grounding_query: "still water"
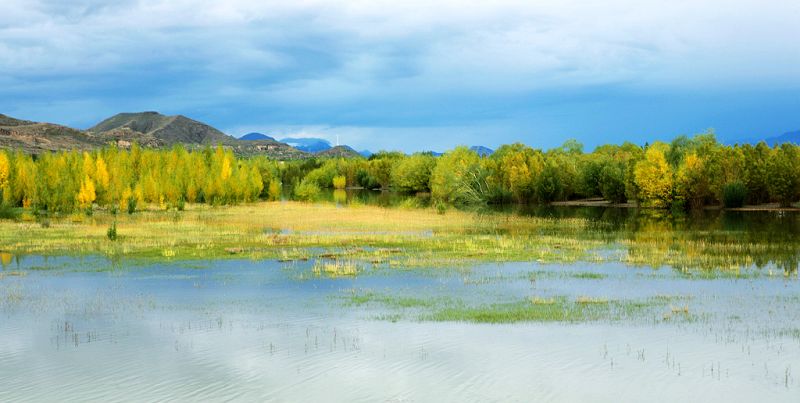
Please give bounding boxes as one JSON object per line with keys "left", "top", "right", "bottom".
{"left": 1, "top": 256, "right": 798, "bottom": 402}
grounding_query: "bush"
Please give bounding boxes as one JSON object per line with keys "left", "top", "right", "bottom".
{"left": 294, "top": 180, "right": 321, "bottom": 201}
{"left": 0, "top": 203, "right": 19, "bottom": 220}
{"left": 535, "top": 165, "right": 564, "bottom": 202}
{"left": 127, "top": 196, "right": 137, "bottom": 214}
{"left": 267, "top": 180, "right": 282, "bottom": 201}
{"left": 332, "top": 175, "right": 347, "bottom": 190}
{"left": 599, "top": 163, "right": 627, "bottom": 203}
{"left": 435, "top": 201, "right": 447, "bottom": 215}
{"left": 722, "top": 182, "right": 747, "bottom": 208}
{"left": 107, "top": 222, "right": 117, "bottom": 241}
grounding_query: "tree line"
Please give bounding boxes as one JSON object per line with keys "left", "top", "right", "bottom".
{"left": 0, "top": 131, "right": 798, "bottom": 214}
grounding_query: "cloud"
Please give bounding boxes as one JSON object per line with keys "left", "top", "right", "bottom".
{"left": 1, "top": 0, "right": 798, "bottom": 150}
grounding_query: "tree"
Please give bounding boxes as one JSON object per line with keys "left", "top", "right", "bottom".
{"left": 767, "top": 144, "right": 800, "bottom": 207}
{"left": 675, "top": 153, "right": 711, "bottom": 209}
{"left": 0, "top": 151, "right": 9, "bottom": 191}
{"left": 267, "top": 180, "right": 282, "bottom": 201}
{"left": 598, "top": 161, "right": 627, "bottom": 203}
{"left": 633, "top": 143, "right": 673, "bottom": 207}
{"left": 332, "top": 175, "right": 347, "bottom": 190}
{"left": 368, "top": 158, "right": 394, "bottom": 189}
{"left": 431, "top": 147, "right": 487, "bottom": 204}
{"left": 391, "top": 154, "right": 436, "bottom": 193}
{"left": 741, "top": 143, "right": 772, "bottom": 205}
{"left": 535, "top": 164, "right": 564, "bottom": 202}
{"left": 77, "top": 175, "right": 96, "bottom": 210}
{"left": 489, "top": 143, "right": 544, "bottom": 203}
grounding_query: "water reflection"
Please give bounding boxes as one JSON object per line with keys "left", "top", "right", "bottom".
{"left": 0, "top": 259, "right": 798, "bottom": 401}
{"left": 315, "top": 190, "right": 800, "bottom": 273}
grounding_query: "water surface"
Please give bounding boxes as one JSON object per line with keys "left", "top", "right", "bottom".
{"left": 1, "top": 256, "right": 798, "bottom": 402}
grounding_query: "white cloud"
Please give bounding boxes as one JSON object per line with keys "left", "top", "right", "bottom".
{"left": 1, "top": 0, "right": 798, "bottom": 148}
{"left": 3, "top": 0, "right": 798, "bottom": 87}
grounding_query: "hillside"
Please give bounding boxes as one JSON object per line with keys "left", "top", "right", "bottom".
{"left": 0, "top": 114, "right": 103, "bottom": 154}
{"left": 765, "top": 130, "right": 800, "bottom": 146}
{"left": 239, "top": 132, "right": 275, "bottom": 141}
{"left": 315, "top": 145, "right": 363, "bottom": 158}
{"left": 470, "top": 145, "right": 494, "bottom": 156}
{"left": 89, "top": 112, "right": 234, "bottom": 145}
{"left": 0, "top": 114, "right": 35, "bottom": 127}
{"left": 1, "top": 112, "right": 364, "bottom": 160}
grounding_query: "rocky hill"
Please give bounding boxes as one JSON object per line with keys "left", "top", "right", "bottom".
{"left": 0, "top": 114, "right": 104, "bottom": 154}
{"left": 89, "top": 112, "right": 233, "bottom": 145}
{"left": 0, "top": 112, "right": 368, "bottom": 160}
{"left": 239, "top": 132, "right": 275, "bottom": 141}
{"left": 315, "top": 145, "right": 363, "bottom": 159}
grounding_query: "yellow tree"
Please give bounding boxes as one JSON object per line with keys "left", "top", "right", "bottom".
{"left": 13, "top": 152, "right": 37, "bottom": 208}
{"left": 675, "top": 153, "right": 710, "bottom": 209}
{"left": 0, "top": 151, "right": 9, "bottom": 202}
{"left": 76, "top": 175, "right": 96, "bottom": 210}
{"left": 634, "top": 143, "right": 673, "bottom": 207}
{"left": 94, "top": 154, "right": 111, "bottom": 205}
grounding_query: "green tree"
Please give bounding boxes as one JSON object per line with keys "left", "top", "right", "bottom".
{"left": 391, "top": 154, "right": 436, "bottom": 193}
{"left": 767, "top": 144, "right": 800, "bottom": 207}
{"left": 431, "top": 147, "right": 487, "bottom": 204}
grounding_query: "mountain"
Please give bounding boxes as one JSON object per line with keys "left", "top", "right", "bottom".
{"left": 470, "top": 145, "right": 494, "bottom": 156}
{"left": 1, "top": 111, "right": 363, "bottom": 160}
{"left": 89, "top": 111, "right": 233, "bottom": 146}
{"left": 280, "top": 137, "right": 332, "bottom": 153}
{"left": 315, "top": 145, "right": 363, "bottom": 158}
{"left": 0, "top": 113, "right": 103, "bottom": 154}
{"left": 358, "top": 149, "right": 373, "bottom": 158}
{"left": 0, "top": 114, "right": 35, "bottom": 127}
{"left": 239, "top": 132, "right": 275, "bottom": 141}
{"left": 764, "top": 130, "right": 800, "bottom": 146}
{"left": 88, "top": 111, "right": 311, "bottom": 158}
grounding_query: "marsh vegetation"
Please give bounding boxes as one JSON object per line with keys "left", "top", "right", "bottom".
{"left": 1, "top": 141, "right": 799, "bottom": 400}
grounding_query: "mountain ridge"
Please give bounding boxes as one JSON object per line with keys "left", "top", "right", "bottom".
{"left": 89, "top": 111, "right": 234, "bottom": 145}
{"left": 0, "top": 112, "right": 370, "bottom": 160}
{"left": 239, "top": 132, "right": 275, "bottom": 141}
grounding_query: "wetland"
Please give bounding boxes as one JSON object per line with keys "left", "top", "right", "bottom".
{"left": 1, "top": 199, "right": 799, "bottom": 401}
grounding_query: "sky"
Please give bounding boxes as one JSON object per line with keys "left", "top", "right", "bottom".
{"left": 1, "top": 0, "right": 798, "bottom": 152}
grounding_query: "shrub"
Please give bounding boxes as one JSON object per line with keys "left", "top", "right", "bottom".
{"left": 0, "top": 203, "right": 19, "bottom": 220}
{"left": 294, "top": 180, "right": 321, "bottom": 201}
{"left": 267, "top": 180, "right": 282, "bottom": 201}
{"left": 722, "top": 182, "right": 747, "bottom": 208}
{"left": 127, "top": 196, "right": 137, "bottom": 214}
{"left": 107, "top": 222, "right": 117, "bottom": 241}
{"left": 599, "top": 163, "right": 627, "bottom": 203}
{"left": 535, "top": 165, "right": 564, "bottom": 202}
{"left": 332, "top": 175, "right": 347, "bottom": 190}
{"left": 435, "top": 201, "right": 447, "bottom": 215}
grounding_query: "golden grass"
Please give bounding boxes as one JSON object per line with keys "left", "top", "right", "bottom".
{"left": 0, "top": 200, "right": 797, "bottom": 274}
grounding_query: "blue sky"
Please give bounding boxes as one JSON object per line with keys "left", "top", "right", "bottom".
{"left": 1, "top": 0, "right": 798, "bottom": 152}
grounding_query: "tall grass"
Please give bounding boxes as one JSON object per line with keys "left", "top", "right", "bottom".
{"left": 0, "top": 200, "right": 797, "bottom": 274}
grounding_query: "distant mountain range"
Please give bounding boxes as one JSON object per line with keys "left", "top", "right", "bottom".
{"left": 280, "top": 137, "right": 332, "bottom": 153}
{"left": 470, "top": 146, "right": 494, "bottom": 156}
{"left": 239, "top": 132, "right": 275, "bottom": 141}
{"left": 764, "top": 130, "right": 800, "bottom": 146}
{"left": 726, "top": 130, "right": 800, "bottom": 146}
{"left": 0, "top": 111, "right": 361, "bottom": 159}
{"left": 420, "top": 146, "right": 494, "bottom": 157}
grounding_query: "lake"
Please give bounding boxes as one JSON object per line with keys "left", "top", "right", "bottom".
{"left": 1, "top": 251, "right": 798, "bottom": 402}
